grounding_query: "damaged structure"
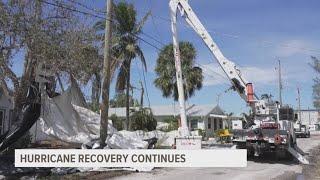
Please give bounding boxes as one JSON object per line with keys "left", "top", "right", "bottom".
{"left": 0, "top": 88, "right": 13, "bottom": 135}
{"left": 0, "top": 74, "right": 181, "bottom": 152}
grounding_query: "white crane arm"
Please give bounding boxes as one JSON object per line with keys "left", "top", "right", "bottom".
{"left": 170, "top": 0, "right": 250, "bottom": 102}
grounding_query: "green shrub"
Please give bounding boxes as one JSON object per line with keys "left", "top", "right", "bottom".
{"left": 110, "top": 114, "right": 124, "bottom": 131}
{"left": 131, "top": 108, "right": 157, "bottom": 131}
{"left": 163, "top": 116, "right": 179, "bottom": 132}
{"left": 197, "top": 129, "right": 206, "bottom": 137}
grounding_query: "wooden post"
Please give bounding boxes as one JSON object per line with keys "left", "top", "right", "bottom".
{"left": 100, "top": 0, "right": 113, "bottom": 147}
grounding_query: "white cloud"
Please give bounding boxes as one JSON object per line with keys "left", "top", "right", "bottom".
{"left": 242, "top": 66, "right": 277, "bottom": 84}
{"left": 201, "top": 63, "right": 278, "bottom": 87}
{"left": 274, "top": 39, "right": 313, "bottom": 57}
{"left": 202, "top": 64, "right": 227, "bottom": 86}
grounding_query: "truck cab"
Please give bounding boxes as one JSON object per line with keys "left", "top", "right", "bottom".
{"left": 294, "top": 123, "right": 310, "bottom": 138}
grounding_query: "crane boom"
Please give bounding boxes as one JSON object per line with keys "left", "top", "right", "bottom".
{"left": 168, "top": 1, "right": 309, "bottom": 163}
{"left": 170, "top": 0, "right": 268, "bottom": 115}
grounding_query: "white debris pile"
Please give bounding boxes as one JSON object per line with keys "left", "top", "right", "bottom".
{"left": 33, "top": 84, "right": 186, "bottom": 149}
{"left": 107, "top": 133, "right": 148, "bottom": 149}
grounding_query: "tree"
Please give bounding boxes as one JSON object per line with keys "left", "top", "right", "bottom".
{"left": 311, "top": 56, "right": 320, "bottom": 108}
{"left": 154, "top": 41, "right": 203, "bottom": 101}
{"left": 112, "top": 2, "right": 150, "bottom": 130}
{"left": 110, "top": 92, "right": 139, "bottom": 108}
{"left": 163, "top": 116, "right": 179, "bottom": 132}
{"left": 131, "top": 108, "right": 157, "bottom": 131}
{"left": 0, "top": 1, "right": 98, "bottom": 115}
{"left": 109, "top": 114, "right": 124, "bottom": 131}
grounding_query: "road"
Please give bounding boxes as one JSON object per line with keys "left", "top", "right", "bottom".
{"left": 112, "top": 133, "right": 320, "bottom": 180}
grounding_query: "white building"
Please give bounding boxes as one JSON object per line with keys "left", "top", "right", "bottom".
{"left": 109, "top": 104, "right": 232, "bottom": 137}
{"left": 295, "top": 109, "right": 320, "bottom": 130}
{"left": 0, "top": 88, "right": 13, "bottom": 135}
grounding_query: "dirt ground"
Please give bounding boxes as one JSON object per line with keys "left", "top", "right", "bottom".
{"left": 1, "top": 133, "right": 319, "bottom": 180}
{"left": 111, "top": 133, "right": 320, "bottom": 180}
{"left": 302, "top": 145, "right": 320, "bottom": 180}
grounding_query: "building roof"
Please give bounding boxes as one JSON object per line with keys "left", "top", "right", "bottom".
{"left": 211, "top": 105, "right": 225, "bottom": 115}
{"left": 109, "top": 104, "right": 224, "bottom": 117}
{"left": 295, "top": 109, "right": 319, "bottom": 112}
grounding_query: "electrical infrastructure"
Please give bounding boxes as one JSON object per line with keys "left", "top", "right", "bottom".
{"left": 278, "top": 59, "right": 283, "bottom": 106}
{"left": 100, "top": 0, "right": 113, "bottom": 147}
{"left": 169, "top": 0, "right": 308, "bottom": 163}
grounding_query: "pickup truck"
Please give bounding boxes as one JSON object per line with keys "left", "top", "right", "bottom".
{"left": 294, "top": 124, "right": 310, "bottom": 138}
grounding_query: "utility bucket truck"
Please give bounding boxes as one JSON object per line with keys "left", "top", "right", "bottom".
{"left": 294, "top": 123, "right": 311, "bottom": 138}
{"left": 169, "top": 0, "right": 308, "bottom": 164}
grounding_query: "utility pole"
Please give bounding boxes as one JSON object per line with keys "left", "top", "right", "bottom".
{"left": 308, "top": 107, "right": 311, "bottom": 125}
{"left": 297, "top": 87, "right": 302, "bottom": 126}
{"left": 216, "top": 93, "right": 222, "bottom": 106}
{"left": 139, "top": 81, "right": 144, "bottom": 107}
{"left": 170, "top": 3, "right": 190, "bottom": 136}
{"left": 100, "top": 0, "right": 113, "bottom": 147}
{"left": 278, "top": 59, "right": 283, "bottom": 106}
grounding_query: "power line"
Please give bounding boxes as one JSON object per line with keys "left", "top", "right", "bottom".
{"left": 138, "top": 7, "right": 320, "bottom": 55}
{"left": 146, "top": 0, "right": 165, "bottom": 43}
{"left": 65, "top": 0, "right": 106, "bottom": 15}
{"left": 40, "top": 0, "right": 162, "bottom": 51}
{"left": 50, "top": 0, "right": 320, "bottom": 55}
{"left": 208, "top": 30, "right": 320, "bottom": 55}
{"left": 141, "top": 31, "right": 166, "bottom": 46}
{"left": 134, "top": 34, "right": 162, "bottom": 51}
{"left": 40, "top": 0, "right": 107, "bottom": 19}
{"left": 40, "top": 0, "right": 158, "bottom": 107}
{"left": 40, "top": 0, "right": 236, "bottom": 93}
{"left": 195, "top": 62, "right": 228, "bottom": 81}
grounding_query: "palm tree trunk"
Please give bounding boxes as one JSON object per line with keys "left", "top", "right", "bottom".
{"left": 91, "top": 72, "right": 101, "bottom": 110}
{"left": 126, "top": 66, "right": 131, "bottom": 130}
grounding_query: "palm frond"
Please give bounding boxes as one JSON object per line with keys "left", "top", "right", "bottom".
{"left": 134, "top": 45, "right": 147, "bottom": 71}
{"left": 134, "top": 10, "right": 151, "bottom": 34}
{"left": 93, "top": 20, "right": 105, "bottom": 31}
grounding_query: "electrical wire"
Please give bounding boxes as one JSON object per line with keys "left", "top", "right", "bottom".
{"left": 49, "top": 0, "right": 320, "bottom": 55}
{"left": 39, "top": 0, "right": 252, "bottom": 103}
{"left": 40, "top": 0, "right": 107, "bottom": 19}
{"left": 65, "top": 0, "right": 106, "bottom": 15}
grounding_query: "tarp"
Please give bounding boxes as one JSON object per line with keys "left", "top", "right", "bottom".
{"left": 0, "top": 84, "right": 41, "bottom": 152}
{"left": 35, "top": 82, "right": 200, "bottom": 149}
{"left": 37, "top": 84, "right": 189, "bottom": 148}
{"left": 38, "top": 86, "right": 116, "bottom": 144}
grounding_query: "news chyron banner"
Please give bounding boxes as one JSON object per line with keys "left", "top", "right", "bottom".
{"left": 15, "top": 149, "right": 247, "bottom": 167}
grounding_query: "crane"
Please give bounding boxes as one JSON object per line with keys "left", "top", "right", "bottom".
{"left": 169, "top": 0, "right": 269, "bottom": 117}
{"left": 169, "top": 0, "right": 309, "bottom": 164}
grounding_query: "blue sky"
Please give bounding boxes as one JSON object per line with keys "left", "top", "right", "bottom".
{"left": 12, "top": 0, "right": 320, "bottom": 115}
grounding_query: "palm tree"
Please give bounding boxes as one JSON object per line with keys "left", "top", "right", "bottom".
{"left": 113, "top": 2, "right": 150, "bottom": 130}
{"left": 92, "top": 2, "right": 149, "bottom": 120}
{"left": 154, "top": 41, "right": 203, "bottom": 101}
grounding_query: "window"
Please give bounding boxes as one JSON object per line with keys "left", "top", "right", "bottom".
{"left": 219, "top": 120, "right": 223, "bottom": 129}
{"left": 214, "top": 118, "right": 218, "bottom": 130}
{"left": 191, "top": 120, "right": 198, "bottom": 129}
{"left": 208, "top": 118, "right": 211, "bottom": 129}
{"left": 0, "top": 110, "right": 4, "bottom": 134}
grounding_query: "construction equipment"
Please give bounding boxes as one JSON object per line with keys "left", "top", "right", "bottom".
{"left": 294, "top": 87, "right": 310, "bottom": 138}
{"left": 216, "top": 129, "right": 232, "bottom": 144}
{"left": 169, "top": 0, "right": 308, "bottom": 163}
{"left": 294, "top": 123, "right": 311, "bottom": 138}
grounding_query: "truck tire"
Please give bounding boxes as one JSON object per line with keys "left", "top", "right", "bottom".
{"left": 276, "top": 149, "right": 293, "bottom": 160}
{"left": 247, "top": 148, "right": 254, "bottom": 158}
